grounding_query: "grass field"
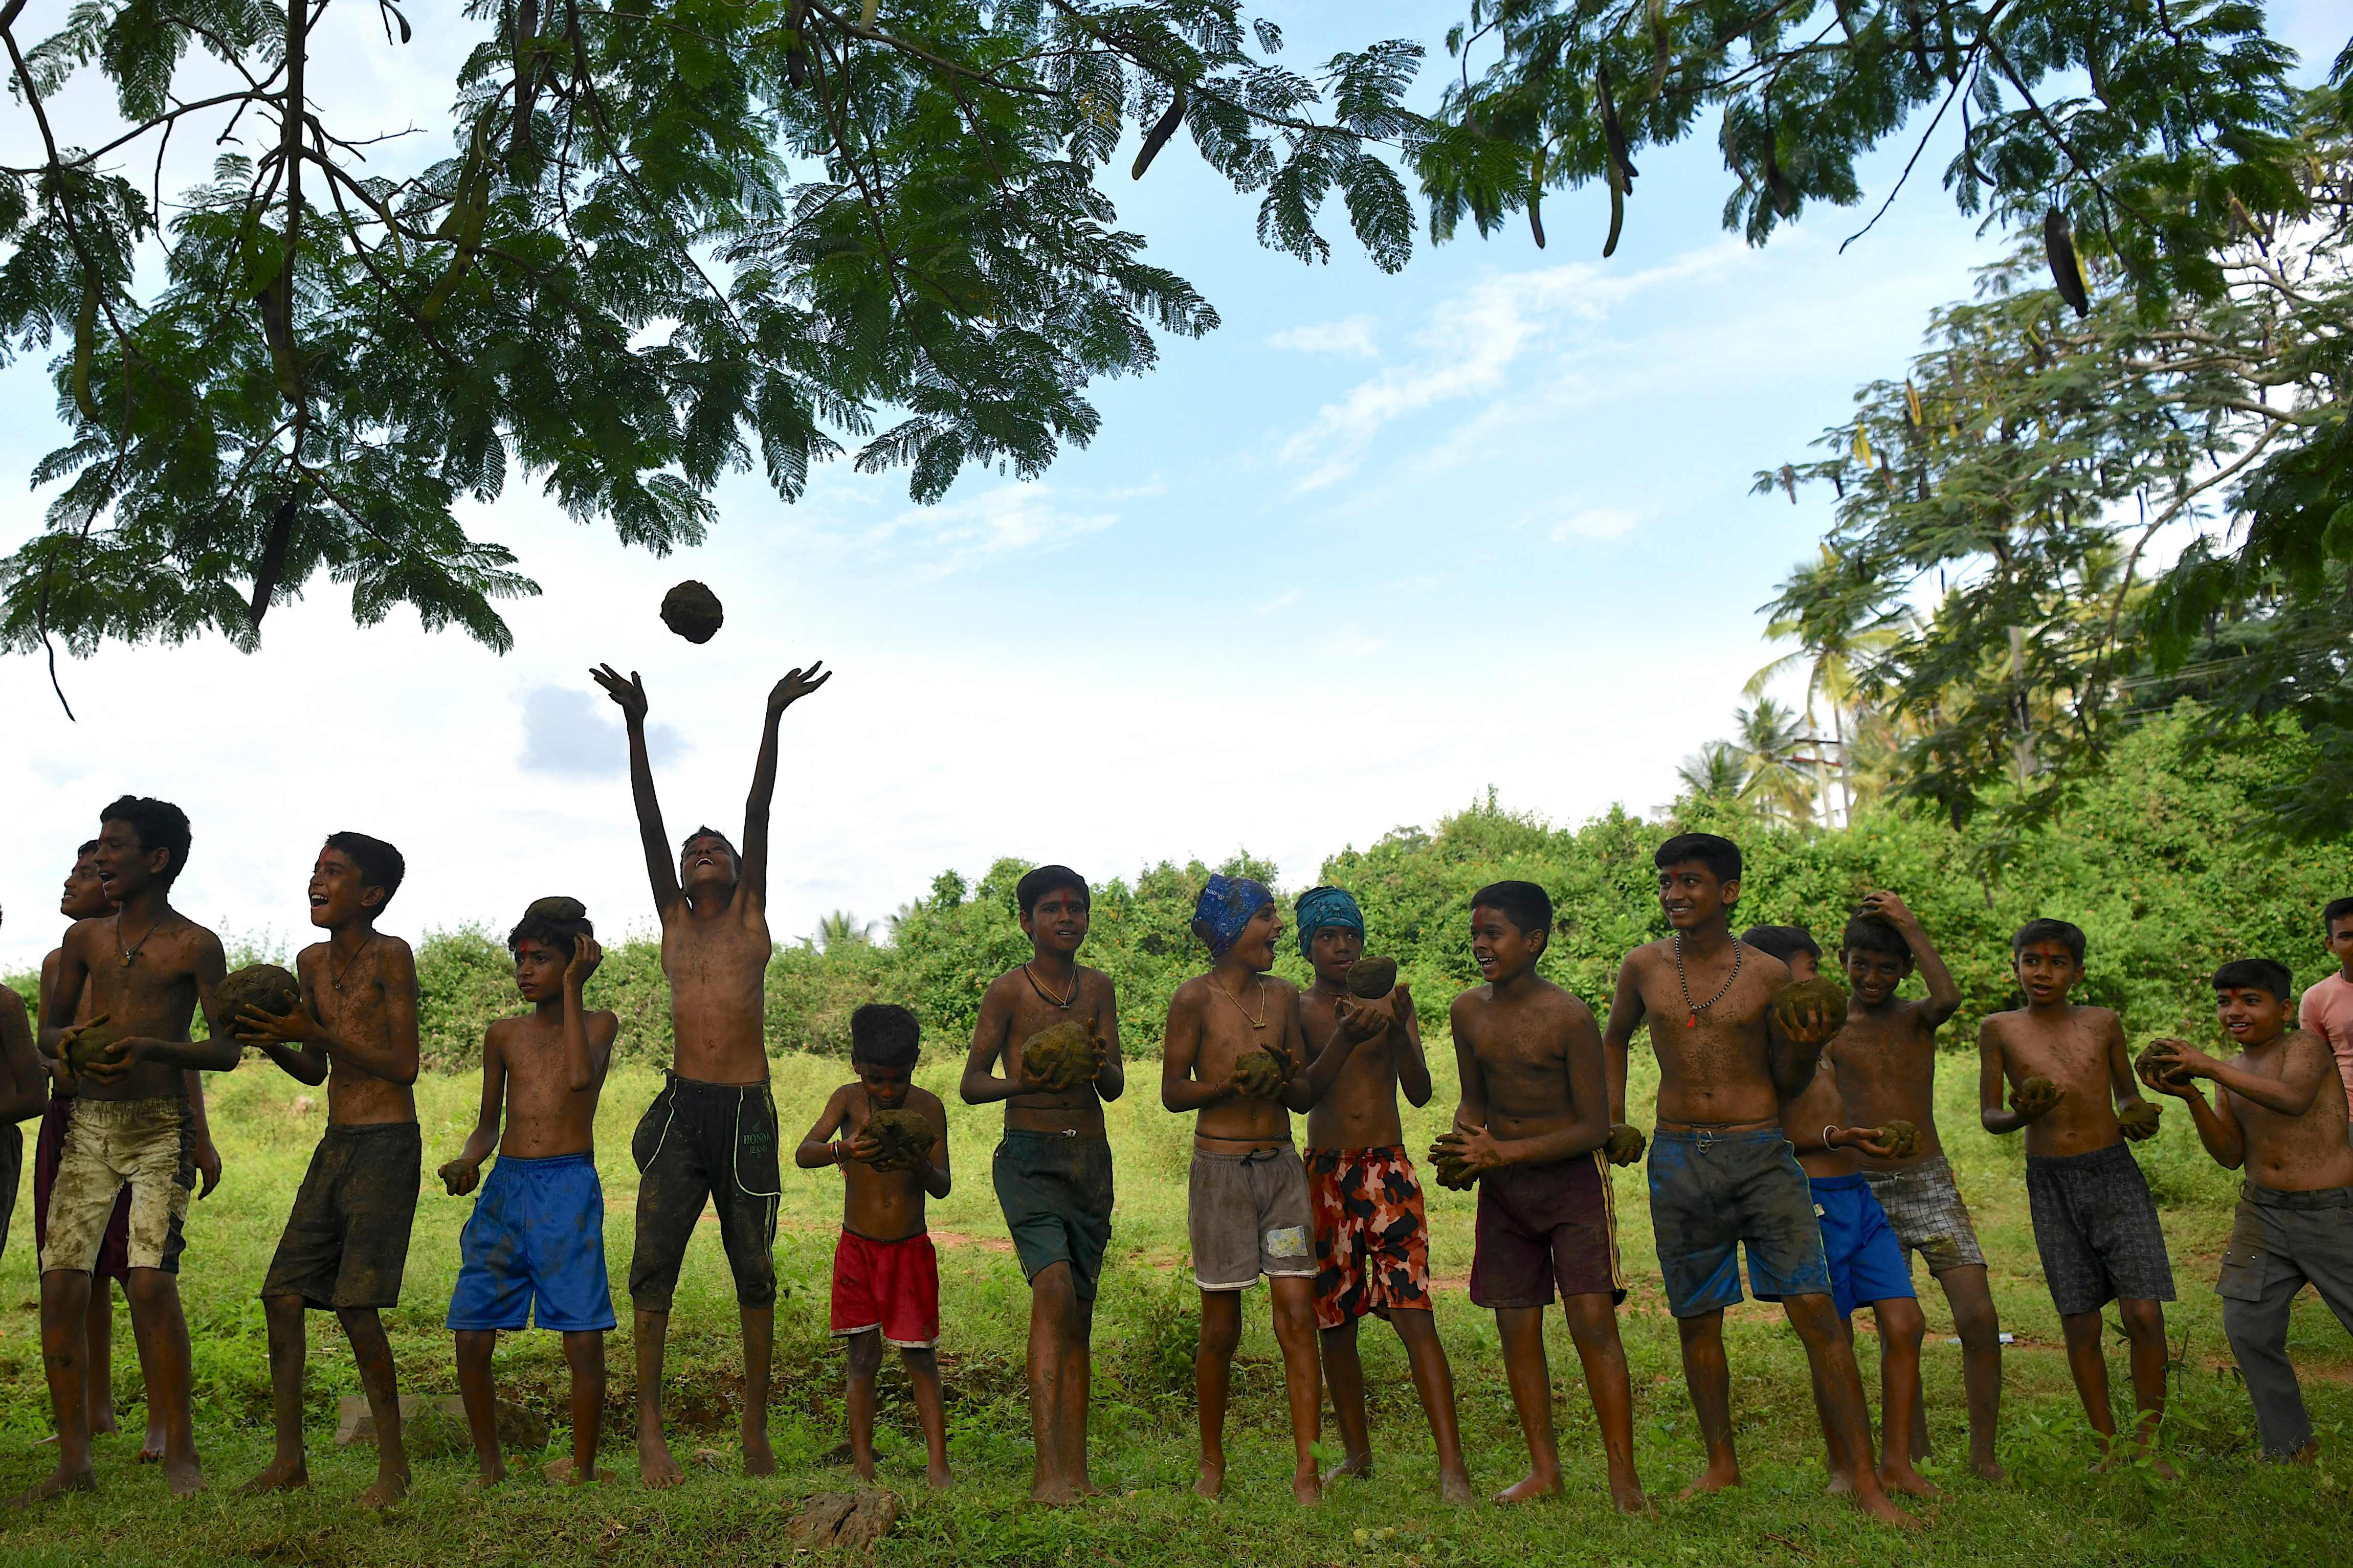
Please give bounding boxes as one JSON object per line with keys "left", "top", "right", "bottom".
{"left": 0, "top": 1040, "right": 2347, "bottom": 1566}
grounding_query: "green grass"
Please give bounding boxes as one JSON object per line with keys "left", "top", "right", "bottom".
{"left": 0, "top": 1044, "right": 2347, "bottom": 1566}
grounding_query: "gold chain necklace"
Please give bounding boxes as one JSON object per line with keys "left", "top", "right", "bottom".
{"left": 1208, "top": 975, "right": 1269, "bottom": 1030}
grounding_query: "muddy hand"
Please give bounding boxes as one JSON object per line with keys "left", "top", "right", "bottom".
{"left": 2117, "top": 1100, "right": 2163, "bottom": 1142}
{"left": 2009, "top": 1076, "right": 2065, "bottom": 1121}
{"left": 439, "top": 1159, "right": 481, "bottom": 1197}
{"left": 1604, "top": 1122, "right": 1647, "bottom": 1166}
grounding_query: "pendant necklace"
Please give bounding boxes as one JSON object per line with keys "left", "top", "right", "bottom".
{"left": 116, "top": 912, "right": 161, "bottom": 968}
{"left": 1673, "top": 932, "right": 1742, "bottom": 1027}
{"left": 1209, "top": 976, "right": 1270, "bottom": 1030}
{"left": 331, "top": 934, "right": 378, "bottom": 992}
{"left": 1020, "top": 962, "right": 1077, "bottom": 1010}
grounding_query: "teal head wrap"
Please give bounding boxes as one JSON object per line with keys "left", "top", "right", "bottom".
{"left": 1295, "top": 885, "right": 1365, "bottom": 958}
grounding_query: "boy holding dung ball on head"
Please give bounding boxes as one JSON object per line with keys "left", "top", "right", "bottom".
{"left": 438, "top": 897, "right": 620, "bottom": 1488}
{"left": 958, "top": 865, "right": 1123, "bottom": 1505}
{"left": 234, "top": 833, "right": 423, "bottom": 1509}
{"left": 1293, "top": 886, "right": 1471, "bottom": 1504}
{"left": 1163, "top": 875, "right": 1385, "bottom": 1505}
{"left": 1980, "top": 917, "right": 2174, "bottom": 1475}
{"left": 1435, "top": 881, "right": 1644, "bottom": 1512}
{"left": 799, "top": 1004, "right": 952, "bottom": 1489}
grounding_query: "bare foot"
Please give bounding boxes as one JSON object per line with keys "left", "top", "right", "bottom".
{"left": 1609, "top": 1477, "right": 1653, "bottom": 1516}
{"left": 1853, "top": 1488, "right": 1923, "bottom": 1529}
{"left": 1494, "top": 1469, "right": 1562, "bottom": 1504}
{"left": 1878, "top": 1463, "right": 1940, "bottom": 1498}
{"left": 1969, "top": 1454, "right": 2007, "bottom": 1482}
{"left": 1073, "top": 1476, "right": 1104, "bottom": 1498}
{"left": 90, "top": 1409, "right": 120, "bottom": 1439}
{"left": 6, "top": 1466, "right": 96, "bottom": 1507}
{"left": 239, "top": 1459, "right": 309, "bottom": 1496}
{"left": 637, "top": 1435, "right": 686, "bottom": 1490}
{"left": 2146, "top": 1453, "right": 2180, "bottom": 1481}
{"left": 1030, "top": 1476, "right": 1079, "bottom": 1507}
{"left": 1321, "top": 1451, "right": 1372, "bottom": 1485}
{"left": 139, "top": 1422, "right": 166, "bottom": 1464}
{"left": 162, "top": 1453, "right": 206, "bottom": 1499}
{"left": 1291, "top": 1462, "right": 1322, "bottom": 1506}
{"left": 542, "top": 1458, "right": 612, "bottom": 1485}
{"left": 1824, "top": 1469, "right": 1854, "bottom": 1497}
{"left": 926, "top": 1462, "right": 952, "bottom": 1491}
{"left": 356, "top": 1467, "right": 409, "bottom": 1510}
{"left": 465, "top": 1471, "right": 508, "bottom": 1492}
{"left": 742, "top": 1429, "right": 776, "bottom": 1478}
{"left": 1678, "top": 1459, "right": 1742, "bottom": 1499}
{"left": 852, "top": 1454, "right": 876, "bottom": 1483}
{"left": 1439, "top": 1468, "right": 1476, "bottom": 1506}
{"left": 2289, "top": 1442, "right": 2320, "bottom": 1467}
{"left": 1192, "top": 1461, "right": 1224, "bottom": 1499}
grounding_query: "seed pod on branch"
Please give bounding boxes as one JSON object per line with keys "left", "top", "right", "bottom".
{"left": 2044, "top": 206, "right": 2090, "bottom": 317}
{"left": 1527, "top": 143, "right": 1546, "bottom": 249}
{"left": 1596, "top": 63, "right": 1637, "bottom": 256}
{"left": 72, "top": 275, "right": 99, "bottom": 420}
{"left": 1131, "top": 84, "right": 1187, "bottom": 181}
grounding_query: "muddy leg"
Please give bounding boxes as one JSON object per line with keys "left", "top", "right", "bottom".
{"left": 240, "top": 1295, "right": 311, "bottom": 1494}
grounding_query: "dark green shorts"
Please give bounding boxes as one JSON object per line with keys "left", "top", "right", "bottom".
{"left": 992, "top": 1131, "right": 1114, "bottom": 1301}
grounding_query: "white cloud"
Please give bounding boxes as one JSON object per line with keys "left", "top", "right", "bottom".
{"left": 865, "top": 483, "right": 1118, "bottom": 579}
{"left": 1268, "top": 316, "right": 1381, "bottom": 357}
{"left": 1256, "top": 590, "right": 1300, "bottom": 614}
{"left": 1550, "top": 508, "right": 1644, "bottom": 542}
{"left": 519, "top": 686, "right": 687, "bottom": 778}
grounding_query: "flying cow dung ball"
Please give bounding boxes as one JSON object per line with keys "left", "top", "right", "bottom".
{"left": 660, "top": 580, "right": 725, "bottom": 644}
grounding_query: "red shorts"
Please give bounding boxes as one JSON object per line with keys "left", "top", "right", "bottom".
{"left": 1306, "top": 1146, "right": 1433, "bottom": 1330}
{"left": 830, "top": 1229, "right": 939, "bottom": 1349}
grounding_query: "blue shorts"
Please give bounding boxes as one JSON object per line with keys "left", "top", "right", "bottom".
{"left": 447, "top": 1152, "right": 616, "bottom": 1333}
{"left": 1648, "top": 1127, "right": 1832, "bottom": 1317}
{"left": 1810, "top": 1173, "right": 1917, "bottom": 1320}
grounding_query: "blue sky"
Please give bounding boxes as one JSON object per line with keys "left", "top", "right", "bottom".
{"left": 3, "top": 3, "right": 2343, "bottom": 969}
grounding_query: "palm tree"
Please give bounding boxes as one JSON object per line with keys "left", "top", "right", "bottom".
{"left": 815, "top": 910, "right": 876, "bottom": 950}
{"left": 1676, "top": 741, "right": 1748, "bottom": 802}
{"left": 1733, "top": 698, "right": 1818, "bottom": 826}
{"left": 1749, "top": 546, "right": 1905, "bottom": 827}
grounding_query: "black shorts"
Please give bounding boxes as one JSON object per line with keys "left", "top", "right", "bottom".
{"left": 2026, "top": 1141, "right": 2175, "bottom": 1315}
{"left": 261, "top": 1122, "right": 422, "bottom": 1311}
{"left": 628, "top": 1073, "right": 780, "bottom": 1312}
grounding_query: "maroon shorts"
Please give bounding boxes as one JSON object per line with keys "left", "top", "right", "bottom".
{"left": 1470, "top": 1150, "right": 1625, "bottom": 1309}
{"left": 830, "top": 1229, "right": 939, "bottom": 1349}
{"left": 35, "top": 1093, "right": 131, "bottom": 1283}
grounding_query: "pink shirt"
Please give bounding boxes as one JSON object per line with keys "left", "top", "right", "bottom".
{"left": 2298, "top": 971, "right": 2353, "bottom": 1116}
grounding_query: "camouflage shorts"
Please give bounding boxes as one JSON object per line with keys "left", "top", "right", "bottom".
{"left": 39, "top": 1097, "right": 192, "bottom": 1276}
{"left": 1862, "top": 1154, "right": 1987, "bottom": 1276}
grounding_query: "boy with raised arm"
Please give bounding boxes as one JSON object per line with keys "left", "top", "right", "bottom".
{"left": 958, "top": 865, "right": 1122, "bottom": 1505}
{"left": 1743, "top": 923, "right": 1934, "bottom": 1500}
{"left": 1163, "top": 875, "right": 1386, "bottom": 1506}
{"left": 1433, "top": 882, "right": 1642, "bottom": 1512}
{"left": 1293, "top": 886, "right": 1471, "bottom": 1505}
{"left": 2142, "top": 960, "right": 2353, "bottom": 1461}
{"left": 1600, "top": 833, "right": 1914, "bottom": 1528}
{"left": 798, "top": 1004, "right": 953, "bottom": 1490}
{"left": 438, "top": 898, "right": 620, "bottom": 1488}
{"left": 1823, "top": 894, "right": 2004, "bottom": 1480}
{"left": 592, "top": 657, "right": 830, "bottom": 1486}
{"left": 1981, "top": 917, "right": 2173, "bottom": 1475}
{"left": 234, "top": 834, "right": 422, "bottom": 1509}
{"left": 19, "top": 797, "right": 240, "bottom": 1504}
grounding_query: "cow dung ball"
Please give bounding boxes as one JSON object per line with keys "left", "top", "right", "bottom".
{"left": 1020, "top": 1021, "right": 1098, "bottom": 1092}
{"left": 217, "top": 963, "right": 302, "bottom": 1038}
{"left": 525, "top": 895, "right": 587, "bottom": 924}
{"left": 865, "top": 1108, "right": 936, "bottom": 1172}
{"left": 1768, "top": 975, "right": 1850, "bottom": 1039}
{"left": 1233, "top": 1046, "right": 1292, "bottom": 1100}
{"left": 66, "top": 1020, "right": 120, "bottom": 1074}
{"left": 1345, "top": 955, "right": 1397, "bottom": 1000}
{"left": 660, "top": 580, "right": 724, "bottom": 644}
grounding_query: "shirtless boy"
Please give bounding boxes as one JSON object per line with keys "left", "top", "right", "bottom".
{"left": 1163, "top": 875, "right": 1387, "bottom": 1505}
{"left": 1601, "top": 833, "right": 1913, "bottom": 1527}
{"left": 2140, "top": 960, "right": 2353, "bottom": 1462}
{"left": 958, "top": 865, "right": 1122, "bottom": 1504}
{"left": 19, "top": 796, "right": 240, "bottom": 1503}
{"left": 1292, "top": 886, "right": 1471, "bottom": 1504}
{"left": 1436, "top": 881, "right": 1642, "bottom": 1511}
{"left": 1744, "top": 923, "right": 1934, "bottom": 1499}
{"left": 1980, "top": 917, "right": 2173, "bottom": 1475}
{"left": 1821, "top": 894, "right": 2003, "bottom": 1479}
{"left": 798, "top": 1004, "right": 953, "bottom": 1489}
{"left": 2296, "top": 898, "right": 2353, "bottom": 1130}
{"left": 236, "top": 834, "right": 423, "bottom": 1509}
{"left": 0, "top": 907, "right": 51, "bottom": 1253}
{"left": 593, "top": 657, "right": 830, "bottom": 1485}
{"left": 439, "top": 897, "right": 621, "bottom": 1488}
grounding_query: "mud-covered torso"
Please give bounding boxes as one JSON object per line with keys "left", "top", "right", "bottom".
{"left": 1302, "top": 982, "right": 1409, "bottom": 1150}
{"left": 1457, "top": 979, "right": 1596, "bottom": 1146}
{"left": 1828, "top": 999, "right": 1944, "bottom": 1169}
{"left": 1188, "top": 974, "right": 1302, "bottom": 1148}
{"left": 493, "top": 1008, "right": 617, "bottom": 1158}
{"left": 995, "top": 966, "right": 1114, "bottom": 1134}
{"left": 1987, "top": 1004, "right": 2121, "bottom": 1158}
{"left": 838, "top": 1086, "right": 943, "bottom": 1241}
{"left": 70, "top": 914, "right": 207, "bottom": 1103}
{"left": 660, "top": 894, "right": 774, "bottom": 1084}
{"left": 2229, "top": 1032, "right": 2353, "bottom": 1191}
{"left": 1633, "top": 938, "right": 1790, "bottom": 1126}
{"left": 1782, "top": 1052, "right": 1858, "bottom": 1178}
{"left": 301, "top": 937, "right": 418, "bottom": 1127}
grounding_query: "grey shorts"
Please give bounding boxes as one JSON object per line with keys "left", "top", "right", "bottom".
{"left": 1862, "top": 1154, "right": 1987, "bottom": 1275}
{"left": 1188, "top": 1144, "right": 1315, "bottom": 1291}
{"left": 2026, "top": 1141, "right": 2175, "bottom": 1315}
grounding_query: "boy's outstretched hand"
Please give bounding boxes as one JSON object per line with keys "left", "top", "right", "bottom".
{"left": 591, "top": 664, "right": 650, "bottom": 724}
{"left": 1334, "top": 994, "right": 1394, "bottom": 1044}
{"left": 439, "top": 1158, "right": 483, "bottom": 1197}
{"left": 2009, "top": 1075, "right": 2065, "bottom": 1121}
{"left": 768, "top": 660, "right": 831, "bottom": 712}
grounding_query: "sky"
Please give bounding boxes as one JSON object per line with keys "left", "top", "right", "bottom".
{"left": 3, "top": 3, "right": 2344, "bottom": 970}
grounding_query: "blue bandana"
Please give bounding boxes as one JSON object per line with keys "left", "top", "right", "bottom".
{"left": 1294, "top": 885, "right": 1364, "bottom": 958}
{"left": 1191, "top": 875, "right": 1274, "bottom": 958}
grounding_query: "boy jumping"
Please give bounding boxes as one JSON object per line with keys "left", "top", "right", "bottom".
{"left": 1437, "top": 881, "right": 1643, "bottom": 1512}
{"left": 797, "top": 1004, "right": 953, "bottom": 1489}
{"left": 438, "top": 897, "right": 621, "bottom": 1487}
{"left": 1163, "top": 875, "right": 1383, "bottom": 1505}
{"left": 19, "top": 797, "right": 240, "bottom": 1504}
{"left": 1294, "top": 886, "right": 1471, "bottom": 1504}
{"left": 958, "top": 864, "right": 1122, "bottom": 1504}
{"left": 593, "top": 657, "right": 830, "bottom": 1485}
{"left": 1981, "top": 917, "right": 2173, "bottom": 1475}
{"left": 1601, "top": 833, "right": 1913, "bottom": 1527}
{"left": 2141, "top": 960, "right": 2353, "bottom": 1462}
{"left": 236, "top": 834, "right": 423, "bottom": 1509}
